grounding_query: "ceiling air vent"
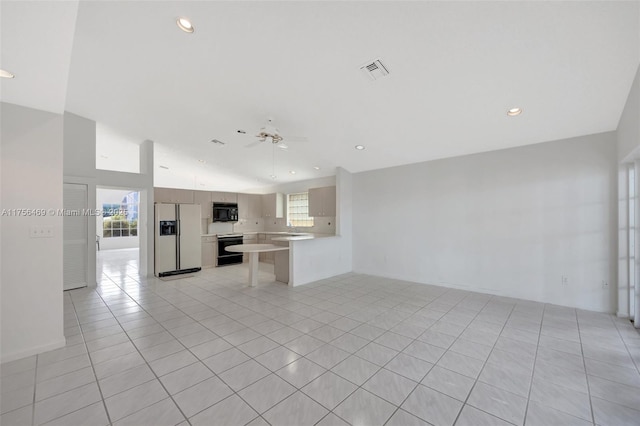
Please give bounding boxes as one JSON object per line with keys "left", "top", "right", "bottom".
{"left": 210, "top": 139, "right": 226, "bottom": 146}
{"left": 360, "top": 58, "right": 389, "bottom": 81}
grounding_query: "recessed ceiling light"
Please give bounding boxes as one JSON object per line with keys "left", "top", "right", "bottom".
{"left": 313, "top": 166, "right": 321, "bottom": 170}
{"left": 355, "top": 145, "right": 365, "bottom": 150}
{"left": 507, "top": 107, "right": 523, "bottom": 117}
{"left": 270, "top": 174, "right": 277, "bottom": 180}
{"left": 198, "top": 159, "right": 206, "bottom": 163}
{"left": 0, "top": 69, "right": 15, "bottom": 79}
{"left": 289, "top": 170, "right": 296, "bottom": 175}
{"left": 99, "top": 154, "right": 108, "bottom": 159}
{"left": 176, "top": 17, "right": 194, "bottom": 33}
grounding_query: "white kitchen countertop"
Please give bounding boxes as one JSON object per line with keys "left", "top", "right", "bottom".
{"left": 271, "top": 235, "right": 315, "bottom": 241}
{"left": 226, "top": 244, "right": 289, "bottom": 253}
{"left": 202, "top": 231, "right": 334, "bottom": 238}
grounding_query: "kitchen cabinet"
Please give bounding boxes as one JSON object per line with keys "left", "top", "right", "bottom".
{"left": 257, "top": 233, "right": 281, "bottom": 264}
{"left": 194, "top": 191, "right": 212, "bottom": 220}
{"left": 262, "top": 193, "right": 284, "bottom": 219}
{"left": 201, "top": 236, "right": 215, "bottom": 268}
{"left": 243, "top": 233, "right": 258, "bottom": 262}
{"left": 308, "top": 186, "right": 336, "bottom": 217}
{"left": 211, "top": 191, "right": 237, "bottom": 203}
{"left": 154, "top": 187, "right": 173, "bottom": 203}
{"left": 238, "top": 193, "right": 263, "bottom": 219}
{"left": 154, "top": 187, "right": 194, "bottom": 204}
{"left": 257, "top": 233, "right": 269, "bottom": 263}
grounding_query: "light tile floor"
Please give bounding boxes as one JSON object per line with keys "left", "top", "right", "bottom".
{"left": 2, "top": 248, "right": 640, "bottom": 426}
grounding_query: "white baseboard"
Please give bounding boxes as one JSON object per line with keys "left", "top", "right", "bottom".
{"left": 1, "top": 337, "right": 66, "bottom": 364}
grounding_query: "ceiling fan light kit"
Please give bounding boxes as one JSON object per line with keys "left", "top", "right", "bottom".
{"left": 176, "top": 17, "right": 194, "bottom": 33}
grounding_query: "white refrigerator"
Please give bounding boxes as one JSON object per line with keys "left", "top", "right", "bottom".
{"left": 155, "top": 203, "right": 202, "bottom": 277}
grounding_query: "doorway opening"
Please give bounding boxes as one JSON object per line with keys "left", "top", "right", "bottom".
{"left": 96, "top": 187, "right": 141, "bottom": 280}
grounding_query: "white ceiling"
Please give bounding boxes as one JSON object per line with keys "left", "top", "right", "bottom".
{"left": 0, "top": 1, "right": 78, "bottom": 114}
{"left": 3, "top": 1, "right": 640, "bottom": 191}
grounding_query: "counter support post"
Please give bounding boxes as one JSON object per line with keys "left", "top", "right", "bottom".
{"left": 249, "top": 252, "right": 259, "bottom": 287}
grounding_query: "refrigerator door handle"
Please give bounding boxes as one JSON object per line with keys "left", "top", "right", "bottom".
{"left": 176, "top": 219, "right": 181, "bottom": 269}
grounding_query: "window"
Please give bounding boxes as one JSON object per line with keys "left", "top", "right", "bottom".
{"left": 102, "top": 192, "right": 139, "bottom": 238}
{"left": 287, "top": 192, "right": 314, "bottom": 227}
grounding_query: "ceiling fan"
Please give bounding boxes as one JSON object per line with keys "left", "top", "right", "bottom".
{"left": 244, "top": 118, "right": 307, "bottom": 150}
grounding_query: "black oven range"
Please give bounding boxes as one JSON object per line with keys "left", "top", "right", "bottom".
{"left": 216, "top": 234, "right": 243, "bottom": 266}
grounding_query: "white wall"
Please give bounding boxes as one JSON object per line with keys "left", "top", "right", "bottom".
{"left": 618, "top": 65, "right": 640, "bottom": 163}
{"left": 63, "top": 112, "right": 97, "bottom": 287}
{"left": 353, "top": 133, "right": 618, "bottom": 313}
{"left": 96, "top": 122, "right": 140, "bottom": 173}
{"left": 1, "top": 102, "right": 66, "bottom": 362}
{"left": 251, "top": 175, "right": 336, "bottom": 195}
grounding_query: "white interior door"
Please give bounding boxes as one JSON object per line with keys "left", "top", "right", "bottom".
{"left": 64, "top": 183, "right": 88, "bottom": 290}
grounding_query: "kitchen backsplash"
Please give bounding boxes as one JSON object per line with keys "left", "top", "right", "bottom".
{"left": 232, "top": 218, "right": 265, "bottom": 233}
{"left": 206, "top": 222, "right": 234, "bottom": 235}
{"left": 263, "top": 217, "right": 336, "bottom": 235}
{"left": 203, "top": 216, "right": 335, "bottom": 235}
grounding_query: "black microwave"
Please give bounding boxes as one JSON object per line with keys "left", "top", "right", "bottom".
{"left": 213, "top": 203, "right": 238, "bottom": 222}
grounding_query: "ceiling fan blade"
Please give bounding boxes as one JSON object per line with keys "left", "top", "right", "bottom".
{"left": 283, "top": 135, "right": 308, "bottom": 143}
{"left": 244, "top": 140, "right": 263, "bottom": 148}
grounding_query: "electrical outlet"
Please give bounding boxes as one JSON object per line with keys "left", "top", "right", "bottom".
{"left": 561, "top": 275, "right": 568, "bottom": 285}
{"left": 29, "top": 226, "right": 54, "bottom": 238}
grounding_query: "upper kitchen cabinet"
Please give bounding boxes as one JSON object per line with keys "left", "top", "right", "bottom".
{"left": 262, "top": 193, "right": 284, "bottom": 218}
{"left": 238, "top": 193, "right": 263, "bottom": 219}
{"left": 249, "top": 194, "right": 263, "bottom": 218}
{"left": 308, "top": 186, "right": 336, "bottom": 217}
{"left": 154, "top": 187, "right": 194, "bottom": 204}
{"left": 194, "top": 191, "right": 212, "bottom": 220}
{"left": 211, "top": 191, "right": 237, "bottom": 203}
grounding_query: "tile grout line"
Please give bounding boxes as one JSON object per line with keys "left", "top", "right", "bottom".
{"left": 365, "top": 292, "right": 492, "bottom": 423}
{"left": 157, "top": 272, "right": 351, "bottom": 426}
{"left": 576, "top": 312, "right": 599, "bottom": 426}
{"left": 66, "top": 290, "right": 114, "bottom": 426}
{"left": 84, "top": 258, "right": 630, "bottom": 426}
{"left": 521, "top": 305, "right": 551, "bottom": 426}
{"left": 98, "top": 272, "right": 302, "bottom": 425}
{"left": 610, "top": 314, "right": 640, "bottom": 376}
{"left": 446, "top": 296, "right": 517, "bottom": 426}
{"left": 181, "top": 274, "right": 434, "bottom": 424}
{"left": 92, "top": 280, "right": 204, "bottom": 425}
{"left": 312, "top": 296, "right": 448, "bottom": 424}
{"left": 307, "top": 289, "right": 495, "bottom": 426}
{"left": 31, "top": 348, "right": 39, "bottom": 426}
{"left": 97, "top": 272, "right": 471, "bottom": 425}
{"left": 376, "top": 293, "right": 468, "bottom": 426}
